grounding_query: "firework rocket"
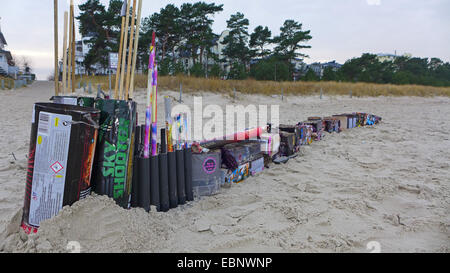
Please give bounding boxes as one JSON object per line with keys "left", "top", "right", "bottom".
{"left": 143, "top": 32, "right": 156, "bottom": 158}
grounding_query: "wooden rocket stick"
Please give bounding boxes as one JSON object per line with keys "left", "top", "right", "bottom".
{"left": 62, "top": 11, "right": 68, "bottom": 94}
{"left": 114, "top": 3, "right": 126, "bottom": 99}
{"left": 124, "top": 0, "right": 137, "bottom": 100}
{"left": 119, "top": 0, "right": 131, "bottom": 100}
{"left": 70, "top": 4, "right": 76, "bottom": 93}
{"left": 53, "top": 0, "right": 59, "bottom": 96}
{"left": 67, "top": 1, "right": 73, "bottom": 93}
{"left": 128, "top": 0, "right": 143, "bottom": 100}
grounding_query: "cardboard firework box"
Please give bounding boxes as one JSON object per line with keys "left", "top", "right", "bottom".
{"left": 332, "top": 115, "right": 348, "bottom": 131}
{"left": 279, "top": 124, "right": 301, "bottom": 151}
{"left": 280, "top": 131, "right": 296, "bottom": 156}
{"left": 303, "top": 120, "right": 323, "bottom": 141}
{"left": 224, "top": 162, "right": 250, "bottom": 184}
{"left": 250, "top": 155, "right": 264, "bottom": 176}
{"left": 323, "top": 117, "right": 340, "bottom": 133}
{"left": 354, "top": 113, "right": 366, "bottom": 127}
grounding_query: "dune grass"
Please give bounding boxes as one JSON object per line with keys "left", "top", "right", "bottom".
{"left": 75, "top": 74, "right": 450, "bottom": 97}
{"left": 0, "top": 76, "right": 15, "bottom": 90}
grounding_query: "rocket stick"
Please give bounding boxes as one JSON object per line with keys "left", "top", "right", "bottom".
{"left": 114, "top": 2, "right": 127, "bottom": 99}
{"left": 70, "top": 5, "right": 76, "bottom": 93}
{"left": 128, "top": 0, "right": 143, "bottom": 100}
{"left": 119, "top": 0, "right": 131, "bottom": 100}
{"left": 53, "top": 0, "right": 59, "bottom": 96}
{"left": 124, "top": 0, "right": 137, "bottom": 100}
{"left": 67, "top": 1, "right": 73, "bottom": 93}
{"left": 62, "top": 11, "right": 68, "bottom": 94}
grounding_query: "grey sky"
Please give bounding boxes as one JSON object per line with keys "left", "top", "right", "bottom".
{"left": 1, "top": 0, "right": 449, "bottom": 80}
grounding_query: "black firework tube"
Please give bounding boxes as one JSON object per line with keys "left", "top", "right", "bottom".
{"left": 176, "top": 149, "right": 186, "bottom": 205}
{"left": 184, "top": 148, "right": 194, "bottom": 202}
{"left": 159, "top": 153, "right": 170, "bottom": 212}
{"left": 138, "top": 157, "right": 150, "bottom": 212}
{"left": 150, "top": 155, "right": 160, "bottom": 212}
{"left": 131, "top": 126, "right": 141, "bottom": 208}
{"left": 159, "top": 129, "right": 170, "bottom": 212}
{"left": 168, "top": 151, "right": 178, "bottom": 208}
{"left": 140, "top": 125, "right": 146, "bottom": 147}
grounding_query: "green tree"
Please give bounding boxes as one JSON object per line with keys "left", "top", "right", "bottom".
{"left": 178, "top": 2, "right": 223, "bottom": 65}
{"left": 142, "top": 4, "right": 182, "bottom": 62}
{"left": 250, "top": 26, "right": 272, "bottom": 58}
{"left": 208, "top": 64, "right": 223, "bottom": 78}
{"left": 190, "top": 63, "right": 205, "bottom": 77}
{"left": 228, "top": 62, "right": 248, "bottom": 80}
{"left": 322, "top": 67, "right": 337, "bottom": 81}
{"left": 250, "top": 57, "right": 289, "bottom": 81}
{"left": 77, "top": 0, "right": 127, "bottom": 74}
{"left": 303, "top": 69, "right": 319, "bottom": 81}
{"left": 221, "top": 12, "right": 252, "bottom": 67}
{"left": 273, "top": 19, "right": 312, "bottom": 76}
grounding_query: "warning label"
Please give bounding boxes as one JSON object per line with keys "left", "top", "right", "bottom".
{"left": 28, "top": 111, "right": 72, "bottom": 227}
{"left": 50, "top": 162, "right": 64, "bottom": 174}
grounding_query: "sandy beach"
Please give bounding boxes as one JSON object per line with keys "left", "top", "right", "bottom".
{"left": 0, "top": 81, "right": 449, "bottom": 253}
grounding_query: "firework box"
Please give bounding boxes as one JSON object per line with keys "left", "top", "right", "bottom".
{"left": 333, "top": 115, "right": 348, "bottom": 131}
{"left": 280, "top": 131, "right": 296, "bottom": 156}
{"left": 260, "top": 133, "right": 280, "bottom": 156}
{"left": 250, "top": 156, "right": 264, "bottom": 176}
{"left": 21, "top": 103, "right": 100, "bottom": 233}
{"left": 224, "top": 163, "right": 250, "bottom": 184}
{"left": 298, "top": 124, "right": 307, "bottom": 145}
{"left": 304, "top": 120, "right": 324, "bottom": 141}
{"left": 323, "top": 117, "right": 340, "bottom": 133}
{"left": 222, "top": 142, "right": 250, "bottom": 166}
{"left": 92, "top": 99, "right": 137, "bottom": 209}
{"left": 279, "top": 124, "right": 301, "bottom": 148}
{"left": 191, "top": 150, "right": 222, "bottom": 197}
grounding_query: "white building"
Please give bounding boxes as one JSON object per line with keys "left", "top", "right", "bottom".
{"left": 305, "top": 60, "right": 342, "bottom": 78}
{"left": 0, "top": 20, "right": 19, "bottom": 77}
{"left": 177, "top": 30, "right": 230, "bottom": 74}
{"left": 68, "top": 35, "right": 115, "bottom": 75}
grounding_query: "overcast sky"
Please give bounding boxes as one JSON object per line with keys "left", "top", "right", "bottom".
{"left": 1, "top": 0, "right": 449, "bottom": 80}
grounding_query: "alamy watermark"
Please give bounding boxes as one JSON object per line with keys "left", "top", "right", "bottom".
{"left": 170, "top": 97, "right": 280, "bottom": 142}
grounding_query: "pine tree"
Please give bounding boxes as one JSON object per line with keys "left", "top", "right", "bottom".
{"left": 250, "top": 26, "right": 272, "bottom": 58}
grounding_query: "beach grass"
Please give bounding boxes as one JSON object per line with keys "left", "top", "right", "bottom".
{"left": 0, "top": 76, "right": 15, "bottom": 90}
{"left": 75, "top": 74, "right": 450, "bottom": 97}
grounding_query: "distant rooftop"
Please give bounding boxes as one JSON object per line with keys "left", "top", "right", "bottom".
{"left": 0, "top": 32, "right": 6, "bottom": 46}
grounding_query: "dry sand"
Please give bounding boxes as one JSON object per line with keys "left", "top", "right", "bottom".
{"left": 0, "top": 81, "right": 449, "bottom": 253}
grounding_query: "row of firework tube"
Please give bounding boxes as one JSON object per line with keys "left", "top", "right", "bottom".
{"left": 133, "top": 103, "right": 194, "bottom": 212}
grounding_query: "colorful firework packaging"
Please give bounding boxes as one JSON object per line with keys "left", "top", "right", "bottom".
{"left": 333, "top": 115, "right": 348, "bottom": 131}
{"left": 191, "top": 150, "right": 222, "bottom": 197}
{"left": 92, "top": 99, "right": 137, "bottom": 209}
{"left": 22, "top": 103, "right": 100, "bottom": 233}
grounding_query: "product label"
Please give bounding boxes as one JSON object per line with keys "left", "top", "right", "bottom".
{"left": 28, "top": 111, "right": 72, "bottom": 227}
{"left": 203, "top": 157, "right": 217, "bottom": 174}
{"left": 225, "top": 163, "right": 250, "bottom": 184}
{"left": 61, "top": 97, "right": 78, "bottom": 106}
{"left": 102, "top": 118, "right": 130, "bottom": 199}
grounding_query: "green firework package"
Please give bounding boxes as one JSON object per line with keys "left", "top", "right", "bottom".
{"left": 92, "top": 99, "right": 137, "bottom": 209}
{"left": 21, "top": 103, "right": 100, "bottom": 234}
